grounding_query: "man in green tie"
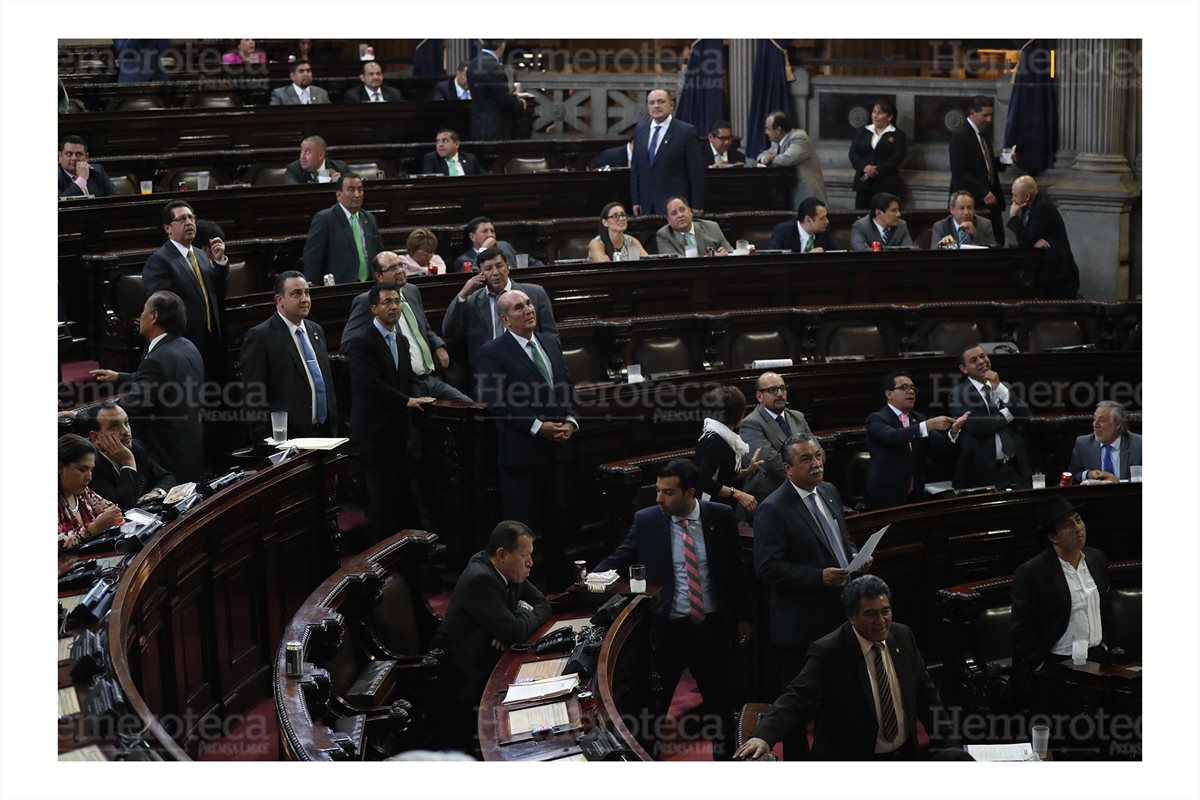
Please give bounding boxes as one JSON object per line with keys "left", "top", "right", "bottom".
{"left": 654, "top": 196, "right": 733, "bottom": 258}
{"left": 476, "top": 289, "right": 580, "bottom": 591}
{"left": 301, "top": 173, "right": 384, "bottom": 284}
{"left": 768, "top": 197, "right": 836, "bottom": 253}
{"left": 419, "top": 128, "right": 483, "bottom": 177}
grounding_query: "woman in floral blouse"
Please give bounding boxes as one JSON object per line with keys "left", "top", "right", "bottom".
{"left": 58, "top": 434, "right": 122, "bottom": 550}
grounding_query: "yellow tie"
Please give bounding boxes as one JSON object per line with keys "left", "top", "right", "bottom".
{"left": 187, "top": 248, "right": 214, "bottom": 333}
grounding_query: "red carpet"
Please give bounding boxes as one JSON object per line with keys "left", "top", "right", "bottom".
{"left": 60, "top": 360, "right": 99, "bottom": 384}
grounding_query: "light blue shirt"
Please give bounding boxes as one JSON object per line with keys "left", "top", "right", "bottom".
{"left": 668, "top": 502, "right": 716, "bottom": 620}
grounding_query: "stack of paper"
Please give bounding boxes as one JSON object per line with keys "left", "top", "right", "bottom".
{"left": 503, "top": 674, "right": 579, "bottom": 704}
{"left": 584, "top": 570, "right": 618, "bottom": 591}
{"left": 277, "top": 438, "right": 349, "bottom": 451}
{"left": 964, "top": 743, "right": 1035, "bottom": 761}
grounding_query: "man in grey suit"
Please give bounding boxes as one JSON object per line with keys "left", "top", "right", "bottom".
{"left": 850, "top": 192, "right": 914, "bottom": 251}
{"left": 929, "top": 190, "right": 999, "bottom": 249}
{"left": 301, "top": 174, "right": 383, "bottom": 285}
{"left": 269, "top": 60, "right": 330, "bottom": 105}
{"left": 757, "top": 111, "right": 826, "bottom": 208}
{"left": 655, "top": 196, "right": 732, "bottom": 257}
{"left": 1068, "top": 401, "right": 1142, "bottom": 483}
{"left": 342, "top": 251, "right": 471, "bottom": 402}
{"left": 740, "top": 372, "right": 812, "bottom": 503}
{"left": 442, "top": 246, "right": 559, "bottom": 385}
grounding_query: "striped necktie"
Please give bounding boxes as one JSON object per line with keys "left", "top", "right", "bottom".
{"left": 872, "top": 643, "right": 900, "bottom": 742}
{"left": 186, "top": 248, "right": 214, "bottom": 333}
{"left": 679, "top": 519, "right": 705, "bottom": 623}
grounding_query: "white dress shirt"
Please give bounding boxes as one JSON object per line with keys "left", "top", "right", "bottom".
{"left": 1050, "top": 555, "right": 1104, "bottom": 656}
{"left": 278, "top": 312, "right": 318, "bottom": 423}
{"left": 853, "top": 627, "right": 908, "bottom": 753}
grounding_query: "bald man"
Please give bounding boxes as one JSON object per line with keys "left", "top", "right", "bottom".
{"left": 1007, "top": 176, "right": 1079, "bottom": 299}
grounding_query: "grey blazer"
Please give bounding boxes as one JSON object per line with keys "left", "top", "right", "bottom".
{"left": 849, "top": 214, "right": 914, "bottom": 251}
{"left": 1067, "top": 431, "right": 1142, "bottom": 482}
{"left": 740, "top": 405, "right": 812, "bottom": 501}
{"left": 928, "top": 214, "right": 999, "bottom": 248}
{"left": 269, "top": 84, "right": 331, "bottom": 105}
{"left": 655, "top": 218, "right": 733, "bottom": 256}
{"left": 758, "top": 129, "right": 827, "bottom": 206}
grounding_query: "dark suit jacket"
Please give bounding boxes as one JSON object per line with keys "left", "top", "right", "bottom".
{"left": 419, "top": 150, "right": 484, "bottom": 176}
{"left": 767, "top": 219, "right": 838, "bottom": 252}
{"left": 342, "top": 84, "right": 403, "bottom": 103}
{"left": 864, "top": 404, "right": 952, "bottom": 509}
{"left": 1067, "top": 431, "right": 1143, "bottom": 483}
{"left": 595, "top": 501, "right": 752, "bottom": 638}
{"left": 301, "top": 202, "right": 384, "bottom": 285}
{"left": 88, "top": 440, "right": 176, "bottom": 510}
{"left": 58, "top": 164, "right": 117, "bottom": 198}
{"left": 283, "top": 157, "right": 350, "bottom": 185}
{"left": 947, "top": 378, "right": 1032, "bottom": 488}
{"left": 342, "top": 283, "right": 445, "bottom": 350}
{"left": 432, "top": 77, "right": 468, "bottom": 102}
{"left": 588, "top": 143, "right": 630, "bottom": 170}
{"left": 848, "top": 126, "right": 907, "bottom": 198}
{"left": 740, "top": 406, "right": 812, "bottom": 501}
{"left": 1011, "top": 546, "right": 1113, "bottom": 695}
{"left": 705, "top": 146, "right": 747, "bottom": 166}
{"left": 142, "top": 241, "right": 228, "bottom": 354}
{"left": 467, "top": 51, "right": 521, "bottom": 141}
{"left": 476, "top": 331, "right": 579, "bottom": 469}
{"left": 114, "top": 335, "right": 205, "bottom": 483}
{"left": 432, "top": 549, "right": 552, "bottom": 707}
{"left": 751, "top": 621, "right": 941, "bottom": 760}
{"left": 342, "top": 322, "right": 416, "bottom": 460}
{"left": 1006, "top": 192, "right": 1079, "bottom": 291}
{"left": 629, "top": 117, "right": 705, "bottom": 214}
{"left": 441, "top": 280, "right": 558, "bottom": 370}
{"left": 239, "top": 313, "right": 341, "bottom": 442}
{"left": 948, "top": 122, "right": 1005, "bottom": 212}
{"left": 753, "top": 481, "right": 859, "bottom": 648}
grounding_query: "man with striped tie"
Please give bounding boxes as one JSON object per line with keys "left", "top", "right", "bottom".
{"left": 594, "top": 458, "right": 753, "bottom": 760}
{"left": 735, "top": 575, "right": 942, "bottom": 761}
{"left": 931, "top": 190, "right": 1000, "bottom": 249}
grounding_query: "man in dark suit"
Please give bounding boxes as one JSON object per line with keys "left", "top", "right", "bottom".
{"left": 594, "top": 458, "right": 753, "bottom": 760}
{"left": 301, "top": 174, "right": 383, "bottom": 285}
{"left": 753, "top": 433, "right": 867, "bottom": 759}
{"left": 630, "top": 88, "right": 705, "bottom": 215}
{"left": 451, "top": 217, "right": 520, "bottom": 272}
{"left": 1007, "top": 175, "right": 1080, "bottom": 299}
{"left": 930, "top": 190, "right": 999, "bottom": 249}
{"left": 849, "top": 192, "right": 913, "bottom": 251}
{"left": 442, "top": 246, "right": 558, "bottom": 380}
{"left": 90, "top": 291, "right": 206, "bottom": 483}
{"left": 1011, "top": 497, "right": 1118, "bottom": 705}
{"left": 419, "top": 129, "right": 484, "bottom": 176}
{"left": 768, "top": 197, "right": 838, "bottom": 253}
{"left": 283, "top": 136, "right": 349, "bottom": 185}
{"left": 432, "top": 520, "right": 551, "bottom": 749}
{"left": 58, "top": 135, "right": 117, "bottom": 198}
{"left": 739, "top": 372, "right": 812, "bottom": 503}
{"left": 342, "top": 252, "right": 471, "bottom": 402}
{"left": 948, "top": 343, "right": 1032, "bottom": 489}
{"left": 949, "top": 95, "right": 1007, "bottom": 238}
{"left": 269, "top": 60, "right": 330, "bottom": 105}
{"left": 705, "top": 120, "right": 746, "bottom": 167}
{"left": 736, "top": 575, "right": 942, "bottom": 761}
{"left": 467, "top": 40, "right": 525, "bottom": 141}
{"left": 239, "top": 271, "right": 342, "bottom": 443}
{"left": 141, "top": 200, "right": 228, "bottom": 381}
{"left": 1068, "top": 401, "right": 1142, "bottom": 483}
{"left": 477, "top": 289, "right": 578, "bottom": 588}
{"left": 432, "top": 62, "right": 470, "bottom": 101}
{"left": 342, "top": 60, "right": 403, "bottom": 103}
{"left": 340, "top": 282, "right": 436, "bottom": 544}
{"left": 864, "top": 370, "right": 968, "bottom": 509}
{"left": 80, "top": 401, "right": 175, "bottom": 509}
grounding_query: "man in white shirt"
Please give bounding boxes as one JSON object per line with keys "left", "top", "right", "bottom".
{"left": 706, "top": 119, "right": 746, "bottom": 167}
{"left": 269, "top": 60, "right": 330, "bottom": 105}
{"left": 947, "top": 343, "right": 1032, "bottom": 489}
{"left": 343, "top": 60, "right": 403, "bottom": 103}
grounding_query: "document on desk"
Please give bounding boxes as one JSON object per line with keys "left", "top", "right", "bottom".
{"left": 59, "top": 594, "right": 83, "bottom": 614}
{"left": 59, "top": 745, "right": 107, "bottom": 761}
{"left": 277, "top": 437, "right": 349, "bottom": 451}
{"left": 504, "top": 674, "right": 578, "bottom": 704}
{"left": 964, "top": 743, "right": 1034, "bottom": 761}
{"left": 845, "top": 525, "right": 889, "bottom": 573}
{"left": 507, "top": 702, "right": 570, "bottom": 735}
{"left": 515, "top": 656, "right": 569, "bottom": 683}
{"left": 58, "top": 687, "right": 81, "bottom": 718}
{"left": 58, "top": 636, "right": 76, "bottom": 663}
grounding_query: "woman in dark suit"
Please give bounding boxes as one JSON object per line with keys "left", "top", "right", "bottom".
{"left": 848, "top": 99, "right": 908, "bottom": 210}
{"left": 694, "top": 386, "right": 762, "bottom": 514}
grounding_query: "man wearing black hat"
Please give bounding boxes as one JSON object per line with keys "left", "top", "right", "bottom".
{"left": 1010, "top": 496, "right": 1119, "bottom": 705}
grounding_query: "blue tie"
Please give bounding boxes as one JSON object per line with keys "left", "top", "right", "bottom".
{"left": 1101, "top": 444, "right": 1114, "bottom": 475}
{"left": 295, "top": 326, "right": 327, "bottom": 424}
{"left": 776, "top": 413, "right": 792, "bottom": 438}
{"left": 807, "top": 493, "right": 847, "bottom": 568}
{"left": 648, "top": 125, "right": 662, "bottom": 165}
{"left": 385, "top": 330, "right": 399, "bottom": 369}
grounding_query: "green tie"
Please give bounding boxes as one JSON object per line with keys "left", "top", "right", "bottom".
{"left": 683, "top": 232, "right": 694, "bottom": 251}
{"left": 350, "top": 213, "right": 367, "bottom": 281}
{"left": 804, "top": 235, "right": 814, "bottom": 252}
{"left": 400, "top": 299, "right": 435, "bottom": 373}
{"left": 527, "top": 339, "right": 551, "bottom": 383}
{"left": 447, "top": 157, "right": 460, "bottom": 176}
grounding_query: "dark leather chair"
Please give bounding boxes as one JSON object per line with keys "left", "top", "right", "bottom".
{"left": 106, "top": 96, "right": 166, "bottom": 112}
{"left": 1023, "top": 320, "right": 1084, "bottom": 353}
{"left": 735, "top": 703, "right": 778, "bottom": 760}
{"left": 250, "top": 166, "right": 289, "bottom": 186}
{"left": 728, "top": 330, "right": 790, "bottom": 369}
{"left": 562, "top": 345, "right": 604, "bottom": 386}
{"left": 184, "top": 93, "right": 239, "bottom": 108}
{"left": 633, "top": 337, "right": 693, "bottom": 378}
{"left": 109, "top": 175, "right": 138, "bottom": 196}
{"left": 819, "top": 324, "right": 888, "bottom": 359}
{"left": 503, "top": 157, "right": 550, "bottom": 174}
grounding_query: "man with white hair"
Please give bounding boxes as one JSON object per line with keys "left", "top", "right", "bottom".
{"left": 1007, "top": 175, "right": 1079, "bottom": 299}
{"left": 1067, "top": 401, "right": 1142, "bottom": 483}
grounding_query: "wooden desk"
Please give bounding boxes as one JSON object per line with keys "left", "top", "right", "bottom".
{"left": 1036, "top": 660, "right": 1142, "bottom": 760}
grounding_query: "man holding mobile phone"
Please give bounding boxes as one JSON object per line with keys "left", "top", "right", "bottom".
{"left": 58, "top": 135, "right": 116, "bottom": 198}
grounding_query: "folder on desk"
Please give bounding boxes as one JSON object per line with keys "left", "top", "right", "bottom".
{"left": 503, "top": 674, "right": 579, "bottom": 704}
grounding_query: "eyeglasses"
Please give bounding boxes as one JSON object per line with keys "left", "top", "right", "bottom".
{"left": 375, "top": 298, "right": 401, "bottom": 307}
{"left": 606, "top": 212, "right": 628, "bottom": 220}
{"left": 889, "top": 383, "right": 916, "bottom": 392}
{"left": 759, "top": 385, "right": 787, "bottom": 395}
{"left": 170, "top": 213, "right": 196, "bottom": 224}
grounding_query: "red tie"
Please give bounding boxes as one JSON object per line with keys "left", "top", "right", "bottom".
{"left": 679, "top": 519, "right": 706, "bottom": 623}
{"left": 900, "top": 412, "right": 914, "bottom": 494}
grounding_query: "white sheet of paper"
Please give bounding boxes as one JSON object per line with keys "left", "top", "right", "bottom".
{"left": 958, "top": 243, "right": 988, "bottom": 250}
{"left": 503, "top": 674, "right": 579, "bottom": 704}
{"left": 277, "top": 437, "right": 349, "bottom": 451}
{"left": 58, "top": 687, "right": 81, "bottom": 717}
{"left": 59, "top": 745, "right": 107, "bottom": 761}
{"left": 515, "top": 657, "right": 568, "bottom": 683}
{"left": 845, "top": 525, "right": 889, "bottom": 573}
{"left": 965, "top": 743, "right": 1034, "bottom": 761}
{"left": 58, "top": 637, "right": 75, "bottom": 662}
{"left": 507, "top": 702, "right": 570, "bottom": 734}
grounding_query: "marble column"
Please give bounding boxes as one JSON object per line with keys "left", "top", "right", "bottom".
{"left": 1040, "top": 39, "right": 1141, "bottom": 300}
{"left": 446, "top": 40, "right": 471, "bottom": 75}
{"left": 728, "top": 40, "right": 754, "bottom": 142}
